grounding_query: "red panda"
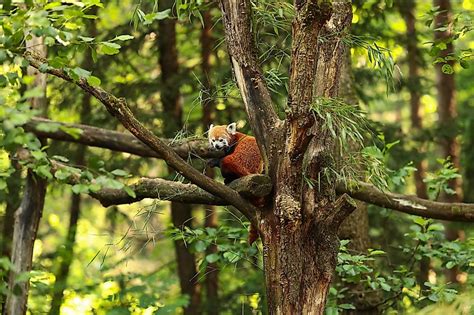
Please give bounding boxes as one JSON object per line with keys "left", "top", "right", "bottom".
{"left": 208, "top": 123, "right": 263, "bottom": 244}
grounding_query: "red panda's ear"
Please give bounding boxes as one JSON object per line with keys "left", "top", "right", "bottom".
{"left": 209, "top": 124, "right": 214, "bottom": 131}
{"left": 226, "top": 122, "right": 237, "bottom": 135}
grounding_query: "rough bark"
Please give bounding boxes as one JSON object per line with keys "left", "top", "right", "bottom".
{"left": 4, "top": 36, "right": 48, "bottom": 315}
{"left": 1, "top": 167, "right": 22, "bottom": 260}
{"left": 0, "top": 167, "right": 22, "bottom": 309}
{"left": 158, "top": 3, "right": 201, "bottom": 312}
{"left": 434, "top": 0, "right": 462, "bottom": 284}
{"left": 4, "top": 172, "right": 47, "bottom": 315}
{"left": 201, "top": 7, "right": 219, "bottom": 313}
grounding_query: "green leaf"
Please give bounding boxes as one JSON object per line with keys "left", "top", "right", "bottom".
{"left": 113, "top": 35, "right": 134, "bottom": 41}
{"left": 34, "top": 165, "right": 53, "bottom": 180}
{"left": 88, "top": 183, "right": 101, "bottom": 193}
{"left": 38, "top": 64, "right": 50, "bottom": 73}
{"left": 123, "top": 186, "right": 136, "bottom": 198}
{"left": 54, "top": 169, "right": 71, "bottom": 180}
{"left": 460, "top": 60, "right": 470, "bottom": 69}
{"left": 98, "top": 43, "right": 120, "bottom": 55}
{"left": 194, "top": 241, "right": 207, "bottom": 252}
{"left": 339, "top": 303, "right": 356, "bottom": 310}
{"left": 36, "top": 122, "right": 60, "bottom": 132}
{"left": 223, "top": 251, "right": 240, "bottom": 263}
{"left": 86, "top": 75, "right": 101, "bottom": 86}
{"left": 103, "top": 42, "right": 121, "bottom": 49}
{"left": 72, "top": 184, "right": 89, "bottom": 194}
{"left": 380, "top": 282, "right": 391, "bottom": 291}
{"left": 52, "top": 155, "right": 69, "bottom": 162}
{"left": 111, "top": 169, "right": 128, "bottom": 177}
{"left": 368, "top": 250, "right": 386, "bottom": 256}
{"left": 72, "top": 67, "right": 91, "bottom": 79}
{"left": 446, "top": 261, "right": 456, "bottom": 269}
{"left": 441, "top": 64, "right": 454, "bottom": 74}
{"left": 78, "top": 36, "right": 95, "bottom": 42}
{"left": 206, "top": 253, "right": 220, "bottom": 263}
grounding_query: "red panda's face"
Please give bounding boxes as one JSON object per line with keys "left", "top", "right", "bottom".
{"left": 208, "top": 123, "right": 237, "bottom": 151}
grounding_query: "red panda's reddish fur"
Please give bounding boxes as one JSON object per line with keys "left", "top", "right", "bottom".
{"left": 208, "top": 124, "right": 263, "bottom": 245}
{"left": 220, "top": 132, "right": 262, "bottom": 178}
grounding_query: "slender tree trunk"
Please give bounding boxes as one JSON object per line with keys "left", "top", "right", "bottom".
{"left": 1, "top": 167, "right": 22, "bottom": 259}
{"left": 158, "top": 2, "right": 201, "bottom": 313}
{"left": 402, "top": 0, "right": 429, "bottom": 200}
{"left": 4, "top": 36, "right": 48, "bottom": 315}
{"left": 1, "top": 167, "right": 22, "bottom": 308}
{"left": 201, "top": 7, "right": 219, "bottom": 314}
{"left": 434, "top": 0, "right": 462, "bottom": 284}
{"left": 463, "top": 118, "right": 474, "bottom": 203}
{"left": 400, "top": 0, "right": 431, "bottom": 288}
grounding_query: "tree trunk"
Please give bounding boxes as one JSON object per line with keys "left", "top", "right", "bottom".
{"left": 4, "top": 36, "right": 48, "bottom": 315}
{"left": 1, "top": 167, "right": 22, "bottom": 259}
{"left": 0, "top": 168, "right": 22, "bottom": 309}
{"left": 201, "top": 7, "right": 219, "bottom": 314}
{"left": 4, "top": 172, "right": 47, "bottom": 315}
{"left": 400, "top": 0, "right": 431, "bottom": 288}
{"left": 252, "top": 2, "right": 354, "bottom": 313}
{"left": 402, "top": 0, "right": 429, "bottom": 200}
{"left": 158, "top": 2, "right": 201, "bottom": 313}
{"left": 434, "top": 0, "right": 462, "bottom": 284}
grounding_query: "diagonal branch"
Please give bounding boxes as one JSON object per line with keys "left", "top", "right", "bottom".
{"left": 338, "top": 182, "right": 474, "bottom": 222}
{"left": 24, "top": 117, "right": 222, "bottom": 159}
{"left": 218, "top": 0, "right": 282, "bottom": 158}
{"left": 24, "top": 50, "right": 259, "bottom": 224}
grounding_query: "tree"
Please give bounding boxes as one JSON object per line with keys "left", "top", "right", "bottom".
{"left": 2, "top": 0, "right": 474, "bottom": 313}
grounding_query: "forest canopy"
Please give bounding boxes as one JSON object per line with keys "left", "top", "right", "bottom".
{"left": 0, "top": 0, "right": 473, "bottom": 314}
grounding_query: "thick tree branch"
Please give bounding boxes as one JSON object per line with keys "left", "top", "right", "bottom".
{"left": 95, "top": 174, "right": 273, "bottom": 207}
{"left": 20, "top": 149, "right": 271, "bottom": 208}
{"left": 24, "top": 117, "right": 222, "bottom": 159}
{"left": 218, "top": 0, "right": 282, "bottom": 159}
{"left": 338, "top": 182, "right": 474, "bottom": 222}
{"left": 24, "top": 50, "right": 258, "bottom": 224}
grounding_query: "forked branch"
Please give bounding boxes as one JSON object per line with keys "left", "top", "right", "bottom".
{"left": 218, "top": 0, "right": 282, "bottom": 155}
